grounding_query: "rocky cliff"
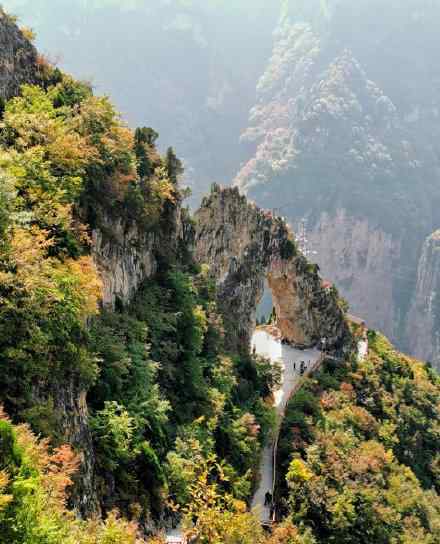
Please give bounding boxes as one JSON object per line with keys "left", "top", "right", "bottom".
{"left": 0, "top": 8, "right": 38, "bottom": 101}
{"left": 307, "top": 209, "right": 401, "bottom": 338}
{"left": 91, "top": 202, "right": 183, "bottom": 308}
{"left": 234, "top": 3, "right": 440, "bottom": 355}
{"left": 406, "top": 231, "right": 440, "bottom": 370}
{"left": 194, "top": 185, "right": 351, "bottom": 353}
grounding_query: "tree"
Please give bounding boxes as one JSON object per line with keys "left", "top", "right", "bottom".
{"left": 165, "top": 147, "right": 184, "bottom": 185}
{"left": 134, "top": 127, "right": 158, "bottom": 179}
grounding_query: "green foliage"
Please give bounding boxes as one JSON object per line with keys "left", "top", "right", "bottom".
{"left": 0, "top": 69, "right": 276, "bottom": 529}
{"left": 276, "top": 334, "right": 440, "bottom": 542}
{"left": 0, "top": 411, "right": 156, "bottom": 543}
{"left": 280, "top": 237, "right": 297, "bottom": 260}
{"left": 165, "top": 147, "right": 183, "bottom": 185}
{"left": 87, "top": 266, "right": 277, "bottom": 518}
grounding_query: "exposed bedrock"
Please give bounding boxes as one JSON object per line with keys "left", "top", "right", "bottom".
{"left": 406, "top": 231, "right": 440, "bottom": 370}
{"left": 194, "top": 185, "right": 351, "bottom": 352}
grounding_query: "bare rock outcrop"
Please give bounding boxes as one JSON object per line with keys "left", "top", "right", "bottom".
{"left": 0, "top": 8, "right": 38, "bottom": 101}
{"left": 92, "top": 217, "right": 158, "bottom": 307}
{"left": 194, "top": 185, "right": 350, "bottom": 352}
{"left": 406, "top": 231, "right": 440, "bottom": 370}
{"left": 91, "top": 203, "right": 183, "bottom": 308}
{"left": 308, "top": 209, "right": 401, "bottom": 339}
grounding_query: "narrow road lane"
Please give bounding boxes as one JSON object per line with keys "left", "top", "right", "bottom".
{"left": 251, "top": 329, "right": 321, "bottom": 523}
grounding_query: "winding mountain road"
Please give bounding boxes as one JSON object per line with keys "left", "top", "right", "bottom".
{"left": 166, "top": 326, "right": 368, "bottom": 536}
{"left": 251, "top": 329, "right": 321, "bottom": 523}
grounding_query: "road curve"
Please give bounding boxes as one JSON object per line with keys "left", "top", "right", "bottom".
{"left": 251, "top": 329, "right": 321, "bottom": 523}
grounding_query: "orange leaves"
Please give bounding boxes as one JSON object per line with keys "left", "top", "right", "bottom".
{"left": 320, "top": 390, "right": 338, "bottom": 410}
{"left": 340, "top": 381, "right": 355, "bottom": 399}
{"left": 0, "top": 470, "right": 13, "bottom": 512}
{"left": 46, "top": 129, "right": 97, "bottom": 179}
{"left": 0, "top": 227, "right": 57, "bottom": 305}
{"left": 0, "top": 405, "right": 78, "bottom": 509}
{"left": 1, "top": 225, "right": 102, "bottom": 330}
{"left": 44, "top": 445, "right": 80, "bottom": 507}
{"left": 348, "top": 441, "right": 393, "bottom": 477}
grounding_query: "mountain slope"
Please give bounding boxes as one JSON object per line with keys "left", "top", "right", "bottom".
{"left": 235, "top": 0, "right": 440, "bottom": 365}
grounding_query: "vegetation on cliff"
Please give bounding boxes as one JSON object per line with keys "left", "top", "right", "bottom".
{"left": 0, "top": 408, "right": 158, "bottom": 544}
{"left": 235, "top": 0, "right": 440, "bottom": 360}
{"left": 1, "top": 10, "right": 440, "bottom": 544}
{"left": 276, "top": 330, "right": 440, "bottom": 543}
{"left": 0, "top": 48, "right": 278, "bottom": 535}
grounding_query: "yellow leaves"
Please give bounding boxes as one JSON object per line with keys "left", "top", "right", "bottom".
{"left": 76, "top": 95, "right": 117, "bottom": 136}
{"left": 20, "top": 26, "right": 36, "bottom": 42}
{"left": 286, "top": 458, "right": 314, "bottom": 485}
{"left": 328, "top": 491, "right": 356, "bottom": 529}
{"left": 1, "top": 227, "right": 57, "bottom": 302}
{"left": 46, "top": 129, "right": 96, "bottom": 177}
{"left": 349, "top": 441, "right": 393, "bottom": 476}
{"left": 57, "top": 256, "right": 102, "bottom": 319}
{"left": 1, "top": 226, "right": 102, "bottom": 321}
{"left": 266, "top": 522, "right": 315, "bottom": 544}
{"left": 193, "top": 304, "right": 208, "bottom": 335}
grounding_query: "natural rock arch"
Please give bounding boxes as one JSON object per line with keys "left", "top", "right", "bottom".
{"left": 194, "top": 185, "right": 350, "bottom": 352}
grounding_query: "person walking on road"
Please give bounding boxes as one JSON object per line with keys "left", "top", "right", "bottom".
{"left": 264, "top": 491, "right": 272, "bottom": 507}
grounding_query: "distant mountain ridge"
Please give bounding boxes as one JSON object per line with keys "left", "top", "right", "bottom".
{"left": 235, "top": 0, "right": 440, "bottom": 368}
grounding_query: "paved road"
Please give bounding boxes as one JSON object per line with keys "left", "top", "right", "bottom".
{"left": 358, "top": 339, "right": 368, "bottom": 361}
{"left": 251, "top": 329, "right": 321, "bottom": 523}
{"left": 166, "top": 528, "right": 184, "bottom": 544}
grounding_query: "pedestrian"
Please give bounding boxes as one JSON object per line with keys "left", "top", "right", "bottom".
{"left": 264, "top": 491, "right": 272, "bottom": 506}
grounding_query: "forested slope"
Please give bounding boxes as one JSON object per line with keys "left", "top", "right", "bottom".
{"left": 277, "top": 330, "right": 440, "bottom": 543}
{"left": 0, "top": 10, "right": 277, "bottom": 534}
{"left": 0, "top": 7, "right": 439, "bottom": 544}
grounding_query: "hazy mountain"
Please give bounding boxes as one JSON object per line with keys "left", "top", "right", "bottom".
{"left": 2, "top": 0, "right": 281, "bottom": 203}
{"left": 236, "top": 0, "right": 440, "bottom": 365}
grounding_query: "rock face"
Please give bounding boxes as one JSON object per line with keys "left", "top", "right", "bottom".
{"left": 308, "top": 209, "right": 401, "bottom": 338}
{"left": 31, "top": 377, "right": 100, "bottom": 516}
{"left": 406, "top": 231, "right": 440, "bottom": 370}
{"left": 194, "top": 185, "right": 350, "bottom": 352}
{"left": 234, "top": 7, "right": 440, "bottom": 355}
{"left": 91, "top": 203, "right": 184, "bottom": 309}
{"left": 0, "top": 8, "right": 38, "bottom": 101}
{"left": 92, "top": 218, "right": 158, "bottom": 308}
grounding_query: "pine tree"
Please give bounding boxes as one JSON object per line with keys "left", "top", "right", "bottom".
{"left": 165, "top": 146, "right": 184, "bottom": 184}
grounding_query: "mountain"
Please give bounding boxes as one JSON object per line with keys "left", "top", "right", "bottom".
{"left": 0, "top": 7, "right": 439, "bottom": 544}
{"left": 235, "top": 0, "right": 440, "bottom": 368}
{"left": 1, "top": 0, "right": 281, "bottom": 204}
{"left": 407, "top": 230, "right": 440, "bottom": 368}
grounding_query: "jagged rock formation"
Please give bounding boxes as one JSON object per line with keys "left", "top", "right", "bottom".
{"left": 90, "top": 201, "right": 184, "bottom": 308}
{"left": 406, "top": 231, "right": 440, "bottom": 370}
{"left": 0, "top": 8, "right": 38, "bottom": 100}
{"left": 194, "top": 185, "right": 350, "bottom": 352}
{"left": 234, "top": 3, "right": 440, "bottom": 353}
